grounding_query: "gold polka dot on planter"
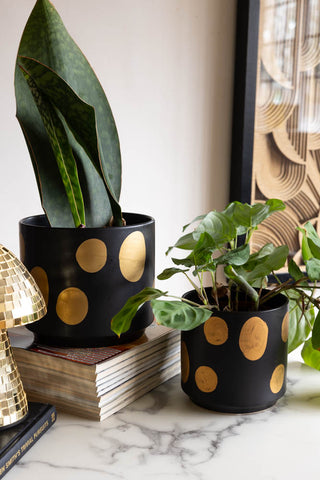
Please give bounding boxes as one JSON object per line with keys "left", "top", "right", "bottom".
{"left": 281, "top": 312, "right": 289, "bottom": 342}
{"left": 195, "top": 366, "right": 218, "bottom": 393}
{"left": 239, "top": 316, "right": 268, "bottom": 361}
{"left": 181, "top": 341, "right": 190, "bottom": 383}
{"left": 76, "top": 239, "right": 107, "bottom": 273}
{"left": 56, "top": 287, "right": 88, "bottom": 325}
{"left": 270, "top": 364, "right": 285, "bottom": 394}
{"left": 119, "top": 231, "right": 146, "bottom": 282}
{"left": 30, "top": 266, "right": 49, "bottom": 306}
{"left": 204, "top": 316, "right": 228, "bottom": 345}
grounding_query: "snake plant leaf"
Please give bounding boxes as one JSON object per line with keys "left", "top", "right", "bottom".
{"left": 15, "top": 0, "right": 122, "bottom": 227}
{"left": 150, "top": 300, "right": 212, "bottom": 330}
{"left": 18, "top": 56, "right": 122, "bottom": 225}
{"left": 20, "top": 70, "right": 85, "bottom": 227}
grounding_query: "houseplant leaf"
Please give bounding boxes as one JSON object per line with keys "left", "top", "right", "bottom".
{"left": 193, "top": 211, "right": 236, "bottom": 246}
{"left": 224, "top": 265, "right": 259, "bottom": 308}
{"left": 182, "top": 214, "right": 206, "bottom": 232}
{"left": 15, "top": 0, "right": 122, "bottom": 227}
{"left": 223, "top": 199, "right": 285, "bottom": 234}
{"left": 171, "top": 256, "right": 195, "bottom": 268}
{"left": 288, "top": 299, "right": 314, "bottom": 353}
{"left": 288, "top": 259, "right": 305, "bottom": 282}
{"left": 191, "top": 232, "right": 216, "bottom": 265}
{"left": 157, "top": 268, "right": 188, "bottom": 280}
{"left": 311, "top": 311, "right": 320, "bottom": 349}
{"left": 111, "top": 288, "right": 166, "bottom": 337}
{"left": 304, "top": 222, "right": 320, "bottom": 241}
{"left": 298, "top": 222, "right": 320, "bottom": 262}
{"left": 306, "top": 258, "right": 320, "bottom": 282}
{"left": 241, "top": 245, "right": 289, "bottom": 283}
{"left": 297, "top": 226, "right": 314, "bottom": 262}
{"left": 166, "top": 233, "right": 197, "bottom": 255}
{"left": 301, "top": 339, "right": 320, "bottom": 370}
{"left": 150, "top": 300, "right": 212, "bottom": 330}
{"left": 215, "top": 244, "right": 250, "bottom": 266}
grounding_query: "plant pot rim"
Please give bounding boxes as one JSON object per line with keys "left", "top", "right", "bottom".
{"left": 19, "top": 212, "right": 155, "bottom": 231}
{"left": 183, "top": 287, "right": 288, "bottom": 315}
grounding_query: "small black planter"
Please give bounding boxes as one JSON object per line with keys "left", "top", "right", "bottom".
{"left": 181, "top": 288, "right": 289, "bottom": 413}
{"left": 19, "top": 213, "right": 155, "bottom": 347}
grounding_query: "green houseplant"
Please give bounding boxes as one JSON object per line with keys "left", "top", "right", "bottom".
{"left": 288, "top": 222, "right": 320, "bottom": 370}
{"left": 16, "top": 0, "right": 155, "bottom": 346}
{"left": 111, "top": 199, "right": 320, "bottom": 412}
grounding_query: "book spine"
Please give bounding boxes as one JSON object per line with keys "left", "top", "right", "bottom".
{"left": 0, "top": 405, "right": 57, "bottom": 479}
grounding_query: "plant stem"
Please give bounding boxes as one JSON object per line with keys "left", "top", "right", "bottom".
{"left": 183, "top": 272, "right": 201, "bottom": 294}
{"left": 259, "top": 277, "right": 311, "bottom": 305}
{"left": 245, "top": 226, "right": 255, "bottom": 245}
{"left": 198, "top": 272, "right": 209, "bottom": 305}
{"left": 210, "top": 270, "right": 220, "bottom": 310}
{"left": 168, "top": 294, "right": 213, "bottom": 309}
{"left": 225, "top": 265, "right": 259, "bottom": 310}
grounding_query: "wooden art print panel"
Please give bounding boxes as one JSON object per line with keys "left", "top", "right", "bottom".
{"left": 251, "top": 0, "right": 320, "bottom": 264}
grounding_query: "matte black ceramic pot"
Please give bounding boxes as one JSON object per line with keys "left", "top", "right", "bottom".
{"left": 19, "top": 213, "right": 155, "bottom": 347}
{"left": 181, "top": 288, "right": 289, "bottom": 413}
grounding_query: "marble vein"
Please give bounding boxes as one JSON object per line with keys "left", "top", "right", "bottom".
{"left": 4, "top": 362, "right": 320, "bottom": 480}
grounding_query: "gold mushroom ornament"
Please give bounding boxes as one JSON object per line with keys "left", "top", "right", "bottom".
{"left": 0, "top": 244, "right": 46, "bottom": 428}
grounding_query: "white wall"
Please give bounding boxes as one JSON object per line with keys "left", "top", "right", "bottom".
{"left": 0, "top": 0, "right": 236, "bottom": 295}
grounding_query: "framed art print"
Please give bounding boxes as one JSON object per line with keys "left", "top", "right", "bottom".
{"left": 231, "top": 0, "right": 320, "bottom": 266}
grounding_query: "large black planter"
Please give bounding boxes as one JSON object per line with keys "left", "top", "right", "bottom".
{"left": 181, "top": 289, "right": 289, "bottom": 413}
{"left": 19, "top": 213, "right": 155, "bottom": 347}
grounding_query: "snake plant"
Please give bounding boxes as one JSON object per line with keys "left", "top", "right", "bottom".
{"left": 15, "top": 0, "right": 123, "bottom": 227}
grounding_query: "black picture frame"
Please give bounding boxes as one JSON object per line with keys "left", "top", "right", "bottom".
{"left": 229, "top": 0, "right": 260, "bottom": 203}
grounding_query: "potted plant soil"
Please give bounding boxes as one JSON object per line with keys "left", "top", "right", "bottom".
{"left": 111, "top": 200, "right": 320, "bottom": 413}
{"left": 15, "top": 0, "right": 154, "bottom": 346}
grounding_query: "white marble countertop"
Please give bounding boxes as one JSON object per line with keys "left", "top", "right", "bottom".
{"left": 4, "top": 360, "right": 320, "bottom": 480}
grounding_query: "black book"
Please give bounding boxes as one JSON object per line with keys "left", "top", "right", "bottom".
{"left": 0, "top": 403, "right": 56, "bottom": 479}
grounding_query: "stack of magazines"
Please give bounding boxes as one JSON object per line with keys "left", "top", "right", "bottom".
{"left": 9, "top": 324, "right": 180, "bottom": 421}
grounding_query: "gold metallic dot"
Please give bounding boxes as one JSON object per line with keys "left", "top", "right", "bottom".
{"left": 119, "top": 231, "right": 146, "bottom": 282}
{"left": 195, "top": 366, "right": 218, "bottom": 393}
{"left": 181, "top": 341, "right": 190, "bottom": 383}
{"left": 239, "top": 316, "right": 268, "bottom": 361}
{"left": 270, "top": 364, "right": 285, "bottom": 394}
{"left": 76, "top": 239, "right": 107, "bottom": 273}
{"left": 19, "top": 233, "right": 25, "bottom": 263}
{"left": 204, "top": 316, "right": 228, "bottom": 345}
{"left": 30, "top": 266, "right": 49, "bottom": 306}
{"left": 281, "top": 312, "right": 289, "bottom": 342}
{"left": 56, "top": 287, "right": 88, "bottom": 325}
